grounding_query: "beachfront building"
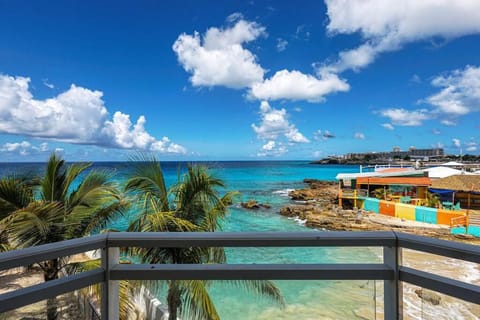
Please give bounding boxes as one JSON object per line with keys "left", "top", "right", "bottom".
{"left": 336, "top": 167, "right": 480, "bottom": 236}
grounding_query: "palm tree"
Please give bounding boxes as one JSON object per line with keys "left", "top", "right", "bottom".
{"left": 1, "top": 153, "right": 128, "bottom": 320}
{"left": 125, "top": 155, "right": 284, "bottom": 320}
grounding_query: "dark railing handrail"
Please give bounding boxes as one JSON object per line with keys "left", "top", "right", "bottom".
{"left": 0, "top": 231, "right": 479, "bottom": 319}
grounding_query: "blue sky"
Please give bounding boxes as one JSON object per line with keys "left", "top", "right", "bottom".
{"left": 1, "top": 0, "right": 480, "bottom": 161}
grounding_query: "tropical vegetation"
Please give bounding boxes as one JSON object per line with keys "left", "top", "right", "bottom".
{"left": 0, "top": 153, "right": 128, "bottom": 320}
{"left": 124, "top": 155, "right": 284, "bottom": 320}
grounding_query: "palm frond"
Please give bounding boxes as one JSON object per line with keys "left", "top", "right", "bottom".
{"left": 3, "top": 201, "right": 65, "bottom": 248}
{"left": 41, "top": 153, "right": 67, "bottom": 202}
{"left": 0, "top": 176, "right": 34, "bottom": 219}
{"left": 125, "top": 154, "right": 169, "bottom": 212}
{"left": 225, "top": 280, "right": 285, "bottom": 306}
{"left": 181, "top": 280, "right": 219, "bottom": 320}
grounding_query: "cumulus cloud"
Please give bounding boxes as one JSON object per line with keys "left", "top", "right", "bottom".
{"left": 379, "top": 108, "right": 430, "bottom": 126}
{"left": 425, "top": 65, "right": 480, "bottom": 115}
{"left": 354, "top": 132, "right": 365, "bottom": 140}
{"left": 382, "top": 123, "right": 394, "bottom": 130}
{"left": 252, "top": 101, "right": 309, "bottom": 143}
{"left": 0, "top": 75, "right": 186, "bottom": 154}
{"left": 0, "top": 141, "right": 50, "bottom": 156}
{"left": 257, "top": 140, "right": 288, "bottom": 157}
{"left": 172, "top": 17, "right": 266, "bottom": 89}
{"left": 432, "top": 129, "right": 441, "bottom": 135}
{"left": 249, "top": 69, "right": 349, "bottom": 102}
{"left": 323, "top": 0, "right": 480, "bottom": 73}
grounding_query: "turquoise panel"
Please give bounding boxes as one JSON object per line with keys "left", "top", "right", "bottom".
{"left": 415, "top": 206, "right": 437, "bottom": 224}
{"left": 467, "top": 226, "right": 480, "bottom": 237}
{"left": 363, "top": 198, "right": 380, "bottom": 213}
{"left": 451, "top": 227, "right": 467, "bottom": 235}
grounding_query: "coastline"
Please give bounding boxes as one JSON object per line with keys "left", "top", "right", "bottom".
{"left": 278, "top": 179, "right": 480, "bottom": 319}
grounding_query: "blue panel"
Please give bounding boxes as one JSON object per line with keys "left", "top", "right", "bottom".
{"left": 451, "top": 227, "right": 467, "bottom": 235}
{"left": 467, "top": 226, "right": 480, "bottom": 237}
{"left": 415, "top": 206, "right": 438, "bottom": 224}
{"left": 363, "top": 197, "right": 380, "bottom": 214}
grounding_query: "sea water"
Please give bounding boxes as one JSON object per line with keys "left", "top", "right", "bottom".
{"left": 1, "top": 161, "right": 381, "bottom": 319}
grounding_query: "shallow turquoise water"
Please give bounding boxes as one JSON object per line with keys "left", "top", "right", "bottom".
{"left": 1, "top": 161, "right": 379, "bottom": 318}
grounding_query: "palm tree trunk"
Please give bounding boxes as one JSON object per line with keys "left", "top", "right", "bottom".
{"left": 43, "top": 259, "right": 59, "bottom": 320}
{"left": 167, "top": 280, "right": 181, "bottom": 320}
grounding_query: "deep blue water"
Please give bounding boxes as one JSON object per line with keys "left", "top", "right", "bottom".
{"left": 0, "top": 161, "right": 379, "bottom": 319}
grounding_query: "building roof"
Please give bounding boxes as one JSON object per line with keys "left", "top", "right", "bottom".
{"left": 336, "top": 169, "right": 425, "bottom": 180}
{"left": 440, "top": 161, "right": 464, "bottom": 166}
{"left": 424, "top": 166, "right": 462, "bottom": 179}
{"left": 430, "top": 175, "right": 480, "bottom": 192}
{"left": 356, "top": 176, "right": 432, "bottom": 186}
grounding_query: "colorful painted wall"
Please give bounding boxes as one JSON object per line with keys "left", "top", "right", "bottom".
{"left": 360, "top": 197, "right": 479, "bottom": 237}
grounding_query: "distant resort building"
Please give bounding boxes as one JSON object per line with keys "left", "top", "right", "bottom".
{"left": 336, "top": 164, "right": 480, "bottom": 237}
{"left": 345, "top": 147, "right": 445, "bottom": 161}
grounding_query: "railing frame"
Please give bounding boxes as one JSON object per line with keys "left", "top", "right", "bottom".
{"left": 0, "top": 231, "right": 479, "bottom": 320}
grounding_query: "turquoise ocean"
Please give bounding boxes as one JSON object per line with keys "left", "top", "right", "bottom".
{"left": 0, "top": 161, "right": 382, "bottom": 319}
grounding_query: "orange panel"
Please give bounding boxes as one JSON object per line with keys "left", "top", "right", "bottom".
{"left": 357, "top": 177, "right": 431, "bottom": 186}
{"left": 437, "top": 209, "right": 465, "bottom": 226}
{"left": 379, "top": 200, "right": 395, "bottom": 217}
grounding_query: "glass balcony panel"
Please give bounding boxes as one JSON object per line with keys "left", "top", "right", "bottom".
{"left": 134, "top": 280, "right": 379, "bottom": 320}
{"left": 402, "top": 283, "right": 480, "bottom": 320}
{"left": 402, "top": 248, "right": 479, "bottom": 284}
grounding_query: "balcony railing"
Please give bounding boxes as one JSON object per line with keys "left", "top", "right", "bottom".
{"left": 0, "top": 231, "right": 479, "bottom": 319}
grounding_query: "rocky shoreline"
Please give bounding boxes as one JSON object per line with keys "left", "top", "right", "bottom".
{"left": 280, "top": 179, "right": 480, "bottom": 243}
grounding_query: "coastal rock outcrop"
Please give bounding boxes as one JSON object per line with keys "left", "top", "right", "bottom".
{"left": 280, "top": 179, "right": 479, "bottom": 243}
{"left": 241, "top": 200, "right": 271, "bottom": 210}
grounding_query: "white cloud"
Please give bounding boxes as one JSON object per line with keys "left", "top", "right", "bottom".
{"left": 257, "top": 140, "right": 288, "bottom": 157}
{"left": 441, "top": 119, "right": 456, "bottom": 126}
{"left": 323, "top": 0, "right": 480, "bottom": 72}
{"left": 382, "top": 123, "right": 394, "bottom": 130}
{"left": 172, "top": 18, "right": 266, "bottom": 89}
{"left": 251, "top": 101, "right": 309, "bottom": 143}
{"left": 452, "top": 138, "right": 461, "bottom": 148}
{"left": 0, "top": 75, "right": 186, "bottom": 154}
{"left": 249, "top": 69, "right": 349, "bottom": 102}
{"left": 0, "top": 141, "right": 50, "bottom": 156}
{"left": 426, "top": 65, "right": 480, "bottom": 115}
{"left": 432, "top": 129, "right": 441, "bottom": 135}
{"left": 379, "top": 108, "right": 430, "bottom": 126}
{"left": 432, "top": 142, "right": 444, "bottom": 149}
{"left": 276, "top": 38, "right": 288, "bottom": 52}
{"left": 354, "top": 132, "right": 365, "bottom": 139}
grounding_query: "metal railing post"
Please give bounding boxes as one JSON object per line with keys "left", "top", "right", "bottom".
{"left": 101, "top": 246, "right": 119, "bottom": 320}
{"left": 383, "top": 243, "right": 403, "bottom": 319}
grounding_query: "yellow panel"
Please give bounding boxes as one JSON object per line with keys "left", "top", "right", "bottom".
{"left": 395, "top": 203, "right": 416, "bottom": 221}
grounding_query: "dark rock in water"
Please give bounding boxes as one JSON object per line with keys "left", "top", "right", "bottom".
{"left": 415, "top": 289, "right": 441, "bottom": 305}
{"left": 241, "top": 200, "right": 271, "bottom": 210}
